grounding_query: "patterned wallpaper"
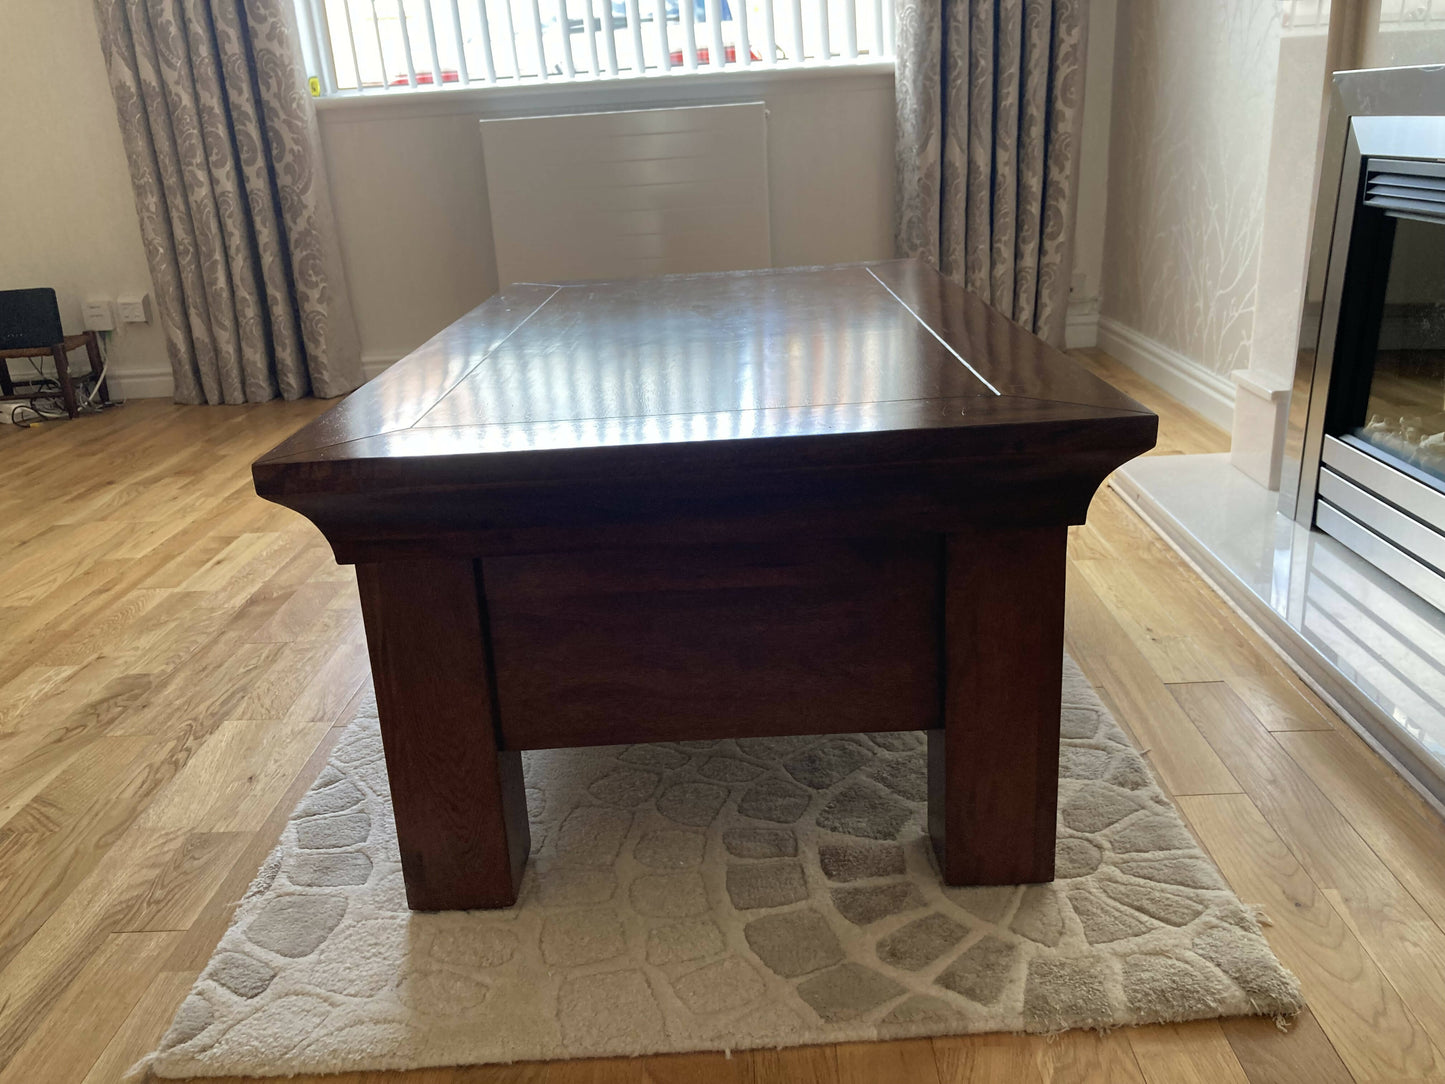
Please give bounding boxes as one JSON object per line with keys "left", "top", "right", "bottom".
{"left": 1100, "top": 0, "right": 1281, "bottom": 376}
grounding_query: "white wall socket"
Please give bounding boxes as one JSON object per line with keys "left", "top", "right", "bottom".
{"left": 117, "top": 292, "right": 151, "bottom": 324}
{"left": 82, "top": 298, "right": 116, "bottom": 332}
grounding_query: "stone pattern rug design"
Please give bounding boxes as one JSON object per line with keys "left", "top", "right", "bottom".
{"left": 140, "top": 658, "right": 1301, "bottom": 1078}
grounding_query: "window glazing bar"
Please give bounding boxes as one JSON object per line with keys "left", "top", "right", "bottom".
{"left": 498, "top": 0, "right": 522, "bottom": 78}
{"left": 395, "top": 0, "right": 419, "bottom": 84}
{"left": 705, "top": 0, "right": 725, "bottom": 66}
{"left": 598, "top": 0, "right": 620, "bottom": 74}
{"left": 421, "top": 0, "right": 446, "bottom": 83}
{"left": 475, "top": 0, "right": 499, "bottom": 80}
{"left": 444, "top": 0, "right": 471, "bottom": 80}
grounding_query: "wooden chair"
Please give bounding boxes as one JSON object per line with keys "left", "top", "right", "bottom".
{"left": 0, "top": 288, "right": 111, "bottom": 419}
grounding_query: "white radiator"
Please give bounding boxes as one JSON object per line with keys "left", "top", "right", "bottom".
{"left": 479, "top": 102, "right": 771, "bottom": 285}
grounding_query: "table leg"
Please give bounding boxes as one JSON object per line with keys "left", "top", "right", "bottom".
{"left": 929, "top": 526, "right": 1066, "bottom": 885}
{"left": 356, "top": 558, "right": 529, "bottom": 910}
{"left": 51, "top": 344, "right": 78, "bottom": 418}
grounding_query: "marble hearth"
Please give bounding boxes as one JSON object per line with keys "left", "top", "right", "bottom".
{"left": 1115, "top": 453, "right": 1445, "bottom": 812}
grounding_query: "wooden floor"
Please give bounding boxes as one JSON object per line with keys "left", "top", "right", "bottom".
{"left": 1, "top": 351, "right": 1443, "bottom": 1084}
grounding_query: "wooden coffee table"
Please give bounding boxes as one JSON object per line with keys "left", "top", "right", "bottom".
{"left": 253, "top": 260, "right": 1156, "bottom": 911}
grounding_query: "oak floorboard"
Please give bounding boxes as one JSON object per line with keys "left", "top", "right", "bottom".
{"left": 1171, "top": 683, "right": 1445, "bottom": 1060}
{"left": 932, "top": 1033, "right": 1048, "bottom": 1082}
{"left": 0, "top": 666, "right": 75, "bottom": 733}
{"left": 111, "top": 830, "right": 252, "bottom": 933}
{"left": 1039, "top": 1029, "right": 1149, "bottom": 1083}
{"left": 1085, "top": 654, "right": 1241, "bottom": 797}
{"left": 0, "top": 930, "right": 179, "bottom": 1084}
{"left": 0, "top": 654, "right": 153, "bottom": 741}
{"left": 0, "top": 733, "right": 159, "bottom": 964}
{"left": 39, "top": 582, "right": 177, "bottom": 669}
{"left": 630, "top": 1050, "right": 749, "bottom": 1083}
{"left": 0, "top": 713, "right": 125, "bottom": 830}
{"left": 539, "top": 1058, "right": 662, "bottom": 1084}
{"left": 836, "top": 1037, "right": 940, "bottom": 1083}
{"left": 932, "top": 1029, "right": 1146, "bottom": 1083}
{"left": 1073, "top": 557, "right": 1222, "bottom": 683}
{"left": 1276, "top": 728, "right": 1445, "bottom": 932}
{"left": 161, "top": 719, "right": 349, "bottom": 973}
{"left": 80, "top": 969, "right": 197, "bottom": 1084}
{"left": 247, "top": 578, "right": 346, "bottom": 643}
{"left": 1220, "top": 1009, "right": 1353, "bottom": 1084}
{"left": 1178, "top": 791, "right": 1444, "bottom": 1081}
{"left": 740, "top": 1044, "right": 838, "bottom": 1084}
{"left": 1126, "top": 1020, "right": 1250, "bottom": 1084}
{"left": 134, "top": 715, "right": 336, "bottom": 833}
{"left": 0, "top": 827, "right": 191, "bottom": 1069}
{"left": 1063, "top": 561, "right": 1148, "bottom": 663}
{"left": 1068, "top": 486, "right": 1164, "bottom": 561}
{"left": 0, "top": 572, "right": 130, "bottom": 683}
{"left": 1089, "top": 554, "right": 1336, "bottom": 733}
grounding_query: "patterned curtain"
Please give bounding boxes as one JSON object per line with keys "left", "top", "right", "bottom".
{"left": 894, "top": 0, "right": 1089, "bottom": 348}
{"left": 92, "top": 0, "right": 362, "bottom": 404}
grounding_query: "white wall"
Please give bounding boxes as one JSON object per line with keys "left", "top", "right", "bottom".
{"left": 1095, "top": 0, "right": 1282, "bottom": 429}
{"left": 0, "top": 0, "right": 166, "bottom": 400}
{"left": 317, "top": 68, "right": 898, "bottom": 373}
{"left": 1100, "top": 0, "right": 1280, "bottom": 378}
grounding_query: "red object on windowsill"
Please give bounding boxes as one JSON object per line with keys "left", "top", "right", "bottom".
{"left": 389, "top": 69, "right": 462, "bottom": 85}
{"left": 669, "top": 45, "right": 762, "bottom": 64}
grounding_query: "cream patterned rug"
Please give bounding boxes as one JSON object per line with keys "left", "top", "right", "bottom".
{"left": 139, "top": 657, "right": 1301, "bottom": 1079}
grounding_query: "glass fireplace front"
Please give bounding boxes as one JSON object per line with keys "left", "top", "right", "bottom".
{"left": 1345, "top": 213, "right": 1445, "bottom": 490}
{"left": 1313, "top": 154, "right": 1445, "bottom": 613}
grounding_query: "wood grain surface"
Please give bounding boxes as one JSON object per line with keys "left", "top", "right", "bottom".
{"left": 485, "top": 537, "right": 940, "bottom": 749}
{"left": 929, "top": 526, "right": 1066, "bottom": 884}
{"left": 357, "top": 559, "right": 529, "bottom": 910}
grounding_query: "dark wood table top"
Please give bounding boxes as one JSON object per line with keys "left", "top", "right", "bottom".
{"left": 254, "top": 260, "right": 1156, "bottom": 557}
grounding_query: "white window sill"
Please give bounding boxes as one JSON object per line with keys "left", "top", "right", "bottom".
{"left": 312, "top": 59, "right": 894, "bottom": 120}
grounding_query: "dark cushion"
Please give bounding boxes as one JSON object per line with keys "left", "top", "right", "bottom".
{"left": 0, "top": 288, "right": 64, "bottom": 350}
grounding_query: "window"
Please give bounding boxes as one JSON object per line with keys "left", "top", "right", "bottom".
{"left": 1281, "top": 0, "right": 1445, "bottom": 36}
{"left": 295, "top": 0, "right": 893, "bottom": 94}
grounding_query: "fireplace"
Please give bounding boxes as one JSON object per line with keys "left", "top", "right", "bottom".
{"left": 1283, "top": 74, "right": 1445, "bottom": 615}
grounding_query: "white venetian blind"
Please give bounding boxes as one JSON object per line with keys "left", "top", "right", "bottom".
{"left": 297, "top": 0, "right": 892, "bottom": 93}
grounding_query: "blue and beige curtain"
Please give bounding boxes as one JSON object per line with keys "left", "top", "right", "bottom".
{"left": 92, "top": 0, "right": 362, "bottom": 404}
{"left": 894, "top": 0, "right": 1090, "bottom": 348}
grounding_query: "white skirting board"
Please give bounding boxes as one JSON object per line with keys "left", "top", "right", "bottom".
{"left": 93, "top": 355, "right": 399, "bottom": 400}
{"left": 103, "top": 366, "right": 173, "bottom": 401}
{"left": 362, "top": 355, "right": 398, "bottom": 381}
{"left": 1064, "top": 300, "right": 1100, "bottom": 350}
{"left": 93, "top": 356, "right": 400, "bottom": 400}
{"left": 1097, "top": 317, "right": 1236, "bottom": 431}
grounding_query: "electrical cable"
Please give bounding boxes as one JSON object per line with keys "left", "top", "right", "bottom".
{"left": 84, "top": 332, "right": 111, "bottom": 407}
{"left": 5, "top": 333, "right": 116, "bottom": 427}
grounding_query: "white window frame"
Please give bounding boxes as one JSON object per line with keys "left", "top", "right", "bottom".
{"left": 292, "top": 0, "right": 893, "bottom": 97}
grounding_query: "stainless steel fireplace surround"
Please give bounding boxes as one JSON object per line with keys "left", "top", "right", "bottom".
{"left": 1282, "top": 65, "right": 1445, "bottom": 614}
